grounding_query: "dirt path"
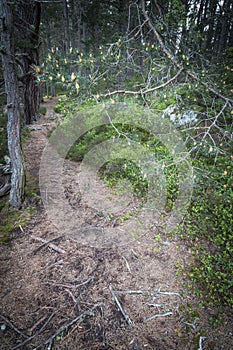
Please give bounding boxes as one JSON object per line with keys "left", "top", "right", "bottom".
{"left": 0, "top": 99, "right": 232, "bottom": 350}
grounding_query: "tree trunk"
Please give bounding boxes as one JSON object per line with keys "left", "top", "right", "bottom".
{"left": 14, "top": 0, "right": 41, "bottom": 125}
{"left": 0, "top": 0, "right": 25, "bottom": 208}
{"left": 217, "top": 0, "right": 232, "bottom": 54}
{"left": 205, "top": 0, "right": 217, "bottom": 50}
{"left": 63, "top": 0, "right": 70, "bottom": 54}
{"left": 70, "top": 0, "right": 76, "bottom": 49}
{"left": 77, "top": 1, "right": 82, "bottom": 51}
{"left": 117, "top": 0, "right": 126, "bottom": 36}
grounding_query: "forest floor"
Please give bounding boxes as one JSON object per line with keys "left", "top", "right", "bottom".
{"left": 0, "top": 98, "right": 232, "bottom": 350}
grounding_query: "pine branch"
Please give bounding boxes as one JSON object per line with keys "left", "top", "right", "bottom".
{"left": 140, "top": 0, "right": 233, "bottom": 105}
{"left": 103, "top": 68, "right": 183, "bottom": 97}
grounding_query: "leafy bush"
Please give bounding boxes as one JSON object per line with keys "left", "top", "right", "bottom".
{"left": 39, "top": 105, "right": 47, "bottom": 115}
{"left": 99, "top": 159, "right": 148, "bottom": 198}
{"left": 182, "top": 155, "right": 233, "bottom": 306}
{"left": 53, "top": 85, "right": 232, "bottom": 308}
{"left": 55, "top": 101, "right": 180, "bottom": 206}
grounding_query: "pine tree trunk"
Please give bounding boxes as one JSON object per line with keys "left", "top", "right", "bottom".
{"left": 0, "top": 0, "right": 25, "bottom": 208}
{"left": 70, "top": 0, "right": 76, "bottom": 49}
{"left": 217, "top": 0, "right": 232, "bottom": 54}
{"left": 63, "top": 0, "right": 70, "bottom": 54}
{"left": 14, "top": 0, "right": 41, "bottom": 125}
{"left": 205, "top": 1, "right": 217, "bottom": 50}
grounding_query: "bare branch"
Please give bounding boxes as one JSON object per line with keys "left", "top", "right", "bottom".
{"left": 140, "top": 0, "right": 233, "bottom": 105}
{"left": 122, "top": 255, "right": 131, "bottom": 273}
{"left": 114, "top": 289, "right": 181, "bottom": 298}
{"left": 42, "top": 303, "right": 101, "bottom": 348}
{"left": 141, "top": 0, "right": 182, "bottom": 68}
{"left": 198, "top": 336, "right": 207, "bottom": 350}
{"left": 109, "top": 285, "right": 133, "bottom": 326}
{"left": 12, "top": 312, "right": 56, "bottom": 350}
{"left": 103, "top": 68, "right": 183, "bottom": 97}
{"left": 144, "top": 312, "right": 173, "bottom": 322}
{"left": 0, "top": 314, "right": 27, "bottom": 339}
{"left": 29, "top": 234, "right": 66, "bottom": 254}
{"left": 32, "top": 236, "right": 63, "bottom": 254}
{"left": 43, "top": 276, "right": 93, "bottom": 289}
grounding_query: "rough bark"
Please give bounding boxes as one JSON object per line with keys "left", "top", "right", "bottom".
{"left": 205, "top": 0, "right": 217, "bottom": 50}
{"left": 63, "top": 0, "right": 70, "bottom": 54}
{"left": 217, "top": 0, "right": 232, "bottom": 54}
{"left": 0, "top": 0, "right": 25, "bottom": 208}
{"left": 14, "top": 0, "right": 41, "bottom": 125}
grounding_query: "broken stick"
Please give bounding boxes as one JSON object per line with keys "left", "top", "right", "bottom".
{"left": 144, "top": 312, "right": 173, "bottom": 322}
{"left": 109, "top": 285, "right": 133, "bottom": 326}
{"left": 43, "top": 303, "right": 101, "bottom": 348}
{"left": 30, "top": 234, "right": 66, "bottom": 254}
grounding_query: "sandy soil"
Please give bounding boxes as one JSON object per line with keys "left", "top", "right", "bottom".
{"left": 0, "top": 99, "right": 232, "bottom": 350}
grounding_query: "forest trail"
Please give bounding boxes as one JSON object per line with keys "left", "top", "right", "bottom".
{"left": 0, "top": 99, "right": 232, "bottom": 350}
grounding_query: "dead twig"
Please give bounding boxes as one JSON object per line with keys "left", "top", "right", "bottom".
{"left": 65, "top": 289, "right": 77, "bottom": 304}
{"left": 122, "top": 255, "right": 131, "bottom": 273}
{"left": 147, "top": 303, "right": 170, "bottom": 308}
{"left": 29, "top": 234, "right": 66, "bottom": 254}
{"left": 36, "top": 303, "right": 101, "bottom": 349}
{"left": 184, "top": 321, "right": 196, "bottom": 330}
{"left": 43, "top": 259, "right": 64, "bottom": 270}
{"left": 133, "top": 339, "right": 142, "bottom": 350}
{"left": 28, "top": 316, "right": 47, "bottom": 335}
{"left": 0, "top": 314, "right": 27, "bottom": 339}
{"left": 109, "top": 285, "right": 133, "bottom": 326}
{"left": 198, "top": 336, "right": 207, "bottom": 350}
{"left": 114, "top": 288, "right": 181, "bottom": 298}
{"left": 144, "top": 312, "right": 173, "bottom": 322}
{"left": 43, "top": 276, "right": 93, "bottom": 289}
{"left": 12, "top": 312, "right": 55, "bottom": 349}
{"left": 32, "top": 236, "right": 63, "bottom": 254}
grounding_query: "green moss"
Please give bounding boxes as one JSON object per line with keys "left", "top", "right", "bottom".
{"left": 25, "top": 172, "right": 39, "bottom": 197}
{"left": 0, "top": 233, "right": 10, "bottom": 244}
{"left": 39, "top": 106, "right": 47, "bottom": 115}
{"left": 0, "top": 205, "right": 34, "bottom": 240}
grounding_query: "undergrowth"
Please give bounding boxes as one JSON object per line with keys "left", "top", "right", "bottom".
{"left": 0, "top": 203, "right": 35, "bottom": 243}
{"left": 180, "top": 155, "right": 233, "bottom": 307}
{"left": 53, "top": 95, "right": 233, "bottom": 307}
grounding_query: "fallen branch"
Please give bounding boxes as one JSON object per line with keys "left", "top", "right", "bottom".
{"left": 12, "top": 312, "right": 56, "bottom": 349}
{"left": 198, "top": 336, "right": 207, "bottom": 350}
{"left": 43, "top": 276, "right": 93, "bottom": 289}
{"left": 147, "top": 303, "right": 170, "bottom": 308}
{"left": 122, "top": 255, "right": 131, "bottom": 273}
{"left": 109, "top": 285, "right": 133, "bottom": 326}
{"left": 32, "top": 236, "right": 63, "bottom": 254}
{"left": 65, "top": 289, "right": 77, "bottom": 304}
{"left": 0, "top": 314, "right": 27, "bottom": 339}
{"left": 144, "top": 311, "right": 173, "bottom": 322}
{"left": 114, "top": 288, "right": 181, "bottom": 298}
{"left": 37, "top": 303, "right": 101, "bottom": 349}
{"left": 30, "top": 234, "right": 66, "bottom": 254}
{"left": 184, "top": 321, "right": 196, "bottom": 330}
{"left": 133, "top": 339, "right": 142, "bottom": 350}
